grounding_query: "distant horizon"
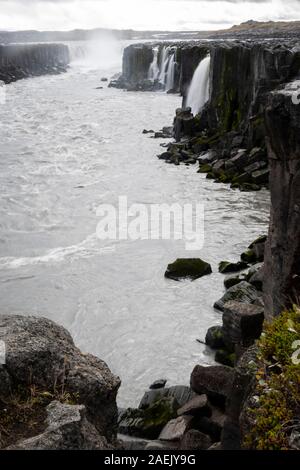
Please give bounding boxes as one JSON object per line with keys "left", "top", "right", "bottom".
{"left": 0, "top": 0, "right": 299, "bottom": 33}
{"left": 2, "top": 18, "right": 300, "bottom": 35}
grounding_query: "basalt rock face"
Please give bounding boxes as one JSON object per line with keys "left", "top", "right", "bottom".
{"left": 110, "top": 42, "right": 186, "bottom": 92}
{"left": 0, "top": 44, "right": 70, "bottom": 84}
{"left": 200, "top": 41, "right": 300, "bottom": 151}
{"left": 263, "top": 81, "right": 300, "bottom": 319}
{"left": 0, "top": 315, "right": 120, "bottom": 448}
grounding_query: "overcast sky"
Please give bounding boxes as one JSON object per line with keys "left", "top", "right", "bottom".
{"left": 0, "top": 0, "right": 299, "bottom": 32}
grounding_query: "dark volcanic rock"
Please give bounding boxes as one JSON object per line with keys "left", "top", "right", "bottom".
{"left": 222, "top": 301, "right": 264, "bottom": 349}
{"left": 205, "top": 326, "right": 225, "bottom": 349}
{"left": 150, "top": 379, "right": 167, "bottom": 390}
{"left": 139, "top": 386, "right": 196, "bottom": 410}
{"left": 219, "top": 260, "right": 248, "bottom": 274}
{"left": 165, "top": 258, "right": 212, "bottom": 281}
{"left": 119, "top": 397, "right": 179, "bottom": 440}
{"left": 0, "top": 315, "right": 120, "bottom": 442}
{"left": 264, "top": 80, "right": 300, "bottom": 318}
{"left": 190, "top": 365, "right": 234, "bottom": 407}
{"left": 214, "top": 281, "right": 260, "bottom": 311}
{"left": 174, "top": 107, "right": 195, "bottom": 142}
{"left": 177, "top": 394, "right": 211, "bottom": 418}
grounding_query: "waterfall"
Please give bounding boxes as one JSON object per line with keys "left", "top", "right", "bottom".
{"left": 147, "top": 45, "right": 177, "bottom": 91}
{"left": 158, "top": 46, "right": 170, "bottom": 85}
{"left": 148, "top": 47, "right": 160, "bottom": 81}
{"left": 186, "top": 55, "right": 211, "bottom": 115}
{"left": 165, "top": 53, "right": 176, "bottom": 92}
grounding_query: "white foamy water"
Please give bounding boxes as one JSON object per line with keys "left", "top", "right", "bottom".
{"left": 186, "top": 55, "right": 211, "bottom": 115}
{"left": 0, "top": 42, "right": 270, "bottom": 406}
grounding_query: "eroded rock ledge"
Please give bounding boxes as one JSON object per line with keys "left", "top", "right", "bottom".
{"left": 0, "top": 315, "right": 120, "bottom": 449}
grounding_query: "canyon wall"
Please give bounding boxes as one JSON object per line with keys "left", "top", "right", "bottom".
{"left": 0, "top": 43, "right": 70, "bottom": 84}
{"left": 264, "top": 82, "right": 300, "bottom": 318}
{"left": 115, "top": 40, "right": 300, "bottom": 154}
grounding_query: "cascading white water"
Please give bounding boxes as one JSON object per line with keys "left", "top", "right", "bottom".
{"left": 186, "top": 55, "right": 211, "bottom": 115}
{"left": 165, "top": 53, "right": 176, "bottom": 92}
{"left": 148, "top": 47, "right": 160, "bottom": 81}
{"left": 158, "top": 46, "right": 170, "bottom": 85}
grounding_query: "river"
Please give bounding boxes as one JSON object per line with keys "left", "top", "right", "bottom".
{"left": 0, "top": 40, "right": 270, "bottom": 406}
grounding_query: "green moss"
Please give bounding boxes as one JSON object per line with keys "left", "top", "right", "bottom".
{"left": 215, "top": 349, "right": 235, "bottom": 367}
{"left": 243, "top": 307, "right": 300, "bottom": 450}
{"left": 248, "top": 235, "right": 267, "bottom": 249}
{"left": 165, "top": 258, "right": 212, "bottom": 281}
{"left": 241, "top": 249, "right": 257, "bottom": 264}
{"left": 219, "top": 260, "right": 248, "bottom": 274}
{"left": 120, "top": 397, "right": 178, "bottom": 439}
{"left": 198, "top": 163, "right": 212, "bottom": 173}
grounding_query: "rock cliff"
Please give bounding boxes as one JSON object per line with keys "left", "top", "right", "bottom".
{"left": 0, "top": 43, "right": 70, "bottom": 84}
{"left": 264, "top": 81, "right": 300, "bottom": 318}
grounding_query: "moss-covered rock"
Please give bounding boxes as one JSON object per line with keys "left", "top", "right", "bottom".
{"left": 241, "top": 249, "right": 257, "bottom": 264}
{"left": 205, "top": 326, "right": 225, "bottom": 349}
{"left": 165, "top": 258, "right": 212, "bottom": 281}
{"left": 248, "top": 235, "right": 267, "bottom": 249}
{"left": 219, "top": 261, "right": 248, "bottom": 274}
{"left": 197, "top": 163, "right": 212, "bottom": 173}
{"left": 215, "top": 349, "right": 235, "bottom": 367}
{"left": 118, "top": 397, "right": 179, "bottom": 440}
{"left": 214, "top": 281, "right": 260, "bottom": 311}
{"left": 224, "top": 274, "right": 246, "bottom": 289}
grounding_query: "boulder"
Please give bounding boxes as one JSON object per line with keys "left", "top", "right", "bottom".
{"left": 7, "top": 401, "right": 111, "bottom": 450}
{"left": 251, "top": 168, "right": 269, "bottom": 185}
{"left": 218, "top": 261, "right": 248, "bottom": 274}
{"left": 224, "top": 274, "right": 246, "bottom": 289}
{"left": 118, "top": 397, "right": 178, "bottom": 440}
{"left": 165, "top": 258, "right": 212, "bottom": 281}
{"left": 215, "top": 349, "right": 235, "bottom": 367}
{"left": 190, "top": 365, "right": 234, "bottom": 407}
{"left": 241, "top": 249, "right": 257, "bottom": 264}
{"left": 159, "top": 415, "right": 193, "bottom": 441}
{"left": 139, "top": 385, "right": 196, "bottom": 410}
{"left": 173, "top": 108, "right": 195, "bottom": 142}
{"left": 149, "top": 379, "right": 167, "bottom": 390}
{"left": 205, "top": 326, "right": 225, "bottom": 349}
{"left": 177, "top": 395, "right": 211, "bottom": 418}
{"left": 222, "top": 301, "right": 264, "bottom": 349}
{"left": 230, "top": 149, "right": 248, "bottom": 170}
{"left": 180, "top": 430, "right": 212, "bottom": 450}
{"left": 248, "top": 265, "right": 264, "bottom": 290}
{"left": 0, "top": 315, "right": 120, "bottom": 442}
{"left": 214, "top": 281, "right": 260, "bottom": 311}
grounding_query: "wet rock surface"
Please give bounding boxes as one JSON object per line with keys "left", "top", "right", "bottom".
{"left": 165, "top": 258, "right": 212, "bottom": 281}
